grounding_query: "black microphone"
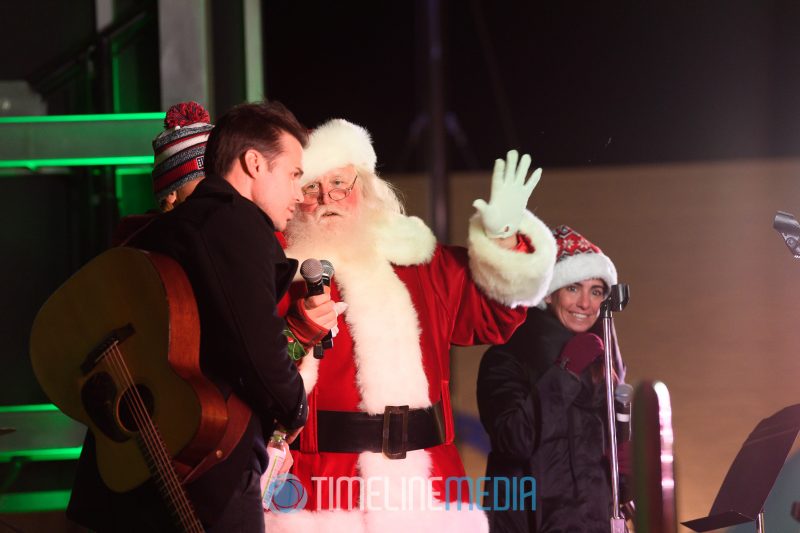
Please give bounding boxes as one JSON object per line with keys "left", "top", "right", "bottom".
{"left": 615, "top": 383, "right": 633, "bottom": 442}
{"left": 319, "top": 260, "right": 335, "bottom": 350}
{"left": 299, "top": 259, "right": 326, "bottom": 359}
{"left": 299, "top": 258, "right": 325, "bottom": 296}
{"left": 320, "top": 260, "right": 334, "bottom": 287}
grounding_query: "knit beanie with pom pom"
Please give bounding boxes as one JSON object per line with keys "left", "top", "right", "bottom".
{"left": 151, "top": 101, "right": 214, "bottom": 201}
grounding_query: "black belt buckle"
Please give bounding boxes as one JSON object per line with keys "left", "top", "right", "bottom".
{"left": 382, "top": 405, "right": 409, "bottom": 459}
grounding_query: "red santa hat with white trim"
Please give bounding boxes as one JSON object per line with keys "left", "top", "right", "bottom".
{"left": 300, "top": 118, "right": 377, "bottom": 185}
{"left": 546, "top": 224, "right": 618, "bottom": 297}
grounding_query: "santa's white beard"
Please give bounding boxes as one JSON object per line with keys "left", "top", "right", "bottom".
{"left": 284, "top": 205, "right": 381, "bottom": 266}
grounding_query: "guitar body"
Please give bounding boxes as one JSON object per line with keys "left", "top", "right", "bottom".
{"left": 30, "top": 247, "right": 228, "bottom": 493}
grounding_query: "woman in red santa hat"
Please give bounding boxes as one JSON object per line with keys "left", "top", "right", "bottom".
{"left": 478, "top": 225, "right": 631, "bottom": 533}
{"left": 265, "top": 118, "right": 558, "bottom": 533}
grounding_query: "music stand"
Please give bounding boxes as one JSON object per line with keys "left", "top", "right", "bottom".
{"left": 683, "top": 403, "right": 800, "bottom": 532}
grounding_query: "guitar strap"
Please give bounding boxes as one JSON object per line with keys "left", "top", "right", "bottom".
{"left": 182, "top": 392, "right": 252, "bottom": 485}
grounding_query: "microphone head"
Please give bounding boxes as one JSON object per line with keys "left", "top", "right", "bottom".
{"left": 300, "top": 258, "right": 323, "bottom": 284}
{"left": 320, "top": 259, "right": 334, "bottom": 278}
{"left": 615, "top": 383, "right": 634, "bottom": 405}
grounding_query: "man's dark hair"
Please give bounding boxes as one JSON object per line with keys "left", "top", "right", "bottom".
{"left": 205, "top": 101, "right": 308, "bottom": 177}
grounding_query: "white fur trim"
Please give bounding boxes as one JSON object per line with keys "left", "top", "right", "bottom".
{"left": 266, "top": 500, "right": 488, "bottom": 533}
{"left": 265, "top": 450, "right": 489, "bottom": 533}
{"left": 302, "top": 119, "right": 377, "bottom": 185}
{"left": 285, "top": 213, "right": 436, "bottom": 409}
{"left": 547, "top": 250, "right": 617, "bottom": 296}
{"left": 358, "top": 451, "right": 487, "bottom": 533}
{"left": 358, "top": 449, "right": 432, "bottom": 508}
{"left": 468, "top": 210, "right": 556, "bottom": 307}
{"left": 335, "top": 244, "right": 430, "bottom": 413}
{"left": 536, "top": 230, "right": 618, "bottom": 309}
{"left": 285, "top": 218, "right": 431, "bottom": 413}
{"left": 365, "top": 504, "right": 488, "bottom": 533}
{"left": 374, "top": 212, "right": 436, "bottom": 266}
{"left": 286, "top": 213, "right": 435, "bottom": 274}
{"left": 265, "top": 507, "right": 366, "bottom": 533}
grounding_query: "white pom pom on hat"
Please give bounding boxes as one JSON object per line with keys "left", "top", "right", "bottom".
{"left": 301, "top": 118, "right": 377, "bottom": 186}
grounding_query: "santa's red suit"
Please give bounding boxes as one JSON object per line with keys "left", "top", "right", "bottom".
{"left": 266, "top": 208, "right": 555, "bottom": 533}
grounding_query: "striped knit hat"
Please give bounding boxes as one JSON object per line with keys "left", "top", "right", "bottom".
{"left": 151, "top": 101, "right": 213, "bottom": 201}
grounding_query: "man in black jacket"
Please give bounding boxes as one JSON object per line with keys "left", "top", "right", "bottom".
{"left": 68, "top": 101, "right": 319, "bottom": 532}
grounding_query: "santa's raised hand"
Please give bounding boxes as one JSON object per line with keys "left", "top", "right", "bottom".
{"left": 473, "top": 149, "right": 542, "bottom": 239}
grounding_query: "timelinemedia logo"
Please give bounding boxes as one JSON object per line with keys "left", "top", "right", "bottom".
{"left": 264, "top": 474, "right": 536, "bottom": 514}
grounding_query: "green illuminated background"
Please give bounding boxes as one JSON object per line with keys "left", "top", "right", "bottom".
{"left": 1, "top": 0, "right": 259, "bottom": 523}
{"left": 1, "top": 0, "right": 162, "bottom": 522}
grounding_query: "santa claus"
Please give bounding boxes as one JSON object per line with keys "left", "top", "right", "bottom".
{"left": 266, "top": 118, "right": 556, "bottom": 533}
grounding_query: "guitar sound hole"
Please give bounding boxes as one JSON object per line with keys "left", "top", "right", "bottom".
{"left": 118, "top": 385, "right": 156, "bottom": 433}
{"left": 81, "top": 372, "right": 128, "bottom": 442}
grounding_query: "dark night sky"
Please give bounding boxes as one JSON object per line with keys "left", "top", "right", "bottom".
{"left": 3, "top": 0, "right": 800, "bottom": 405}
{"left": 262, "top": 1, "right": 800, "bottom": 171}
{"left": 4, "top": 1, "right": 800, "bottom": 171}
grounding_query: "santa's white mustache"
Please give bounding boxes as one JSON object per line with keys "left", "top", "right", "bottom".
{"left": 309, "top": 206, "right": 346, "bottom": 222}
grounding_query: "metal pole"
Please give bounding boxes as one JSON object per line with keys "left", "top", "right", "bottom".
{"left": 424, "top": 0, "right": 448, "bottom": 242}
{"left": 158, "top": 0, "right": 212, "bottom": 111}
{"left": 601, "top": 302, "right": 626, "bottom": 533}
{"left": 756, "top": 510, "right": 765, "bottom": 533}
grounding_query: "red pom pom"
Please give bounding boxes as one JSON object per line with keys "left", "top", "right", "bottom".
{"left": 164, "top": 101, "right": 210, "bottom": 129}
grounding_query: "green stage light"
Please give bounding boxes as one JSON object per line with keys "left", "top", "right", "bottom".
{"left": 0, "top": 447, "right": 82, "bottom": 463}
{"left": 0, "top": 156, "right": 155, "bottom": 171}
{"left": 0, "top": 404, "right": 59, "bottom": 414}
{"left": 0, "top": 112, "right": 163, "bottom": 171}
{"left": 0, "top": 490, "right": 73, "bottom": 513}
{"left": 0, "top": 112, "right": 163, "bottom": 124}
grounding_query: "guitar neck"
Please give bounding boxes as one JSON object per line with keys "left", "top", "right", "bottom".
{"left": 136, "top": 427, "right": 205, "bottom": 533}
{"left": 29, "top": 246, "right": 225, "bottom": 529}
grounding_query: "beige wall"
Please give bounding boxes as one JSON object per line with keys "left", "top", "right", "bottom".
{"left": 388, "top": 158, "right": 800, "bottom": 529}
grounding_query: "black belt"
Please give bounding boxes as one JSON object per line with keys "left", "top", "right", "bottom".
{"left": 314, "top": 401, "right": 446, "bottom": 459}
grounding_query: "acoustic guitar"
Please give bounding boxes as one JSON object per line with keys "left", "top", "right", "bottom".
{"left": 30, "top": 246, "right": 230, "bottom": 532}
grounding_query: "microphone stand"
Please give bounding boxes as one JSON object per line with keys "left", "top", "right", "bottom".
{"left": 601, "top": 283, "right": 630, "bottom": 533}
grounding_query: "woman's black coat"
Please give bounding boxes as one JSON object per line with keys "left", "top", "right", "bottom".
{"left": 477, "top": 307, "right": 611, "bottom": 533}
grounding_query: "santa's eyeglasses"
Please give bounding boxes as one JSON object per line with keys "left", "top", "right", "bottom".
{"left": 302, "top": 174, "right": 358, "bottom": 202}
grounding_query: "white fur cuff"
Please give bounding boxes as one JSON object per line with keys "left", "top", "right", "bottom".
{"left": 467, "top": 210, "right": 556, "bottom": 308}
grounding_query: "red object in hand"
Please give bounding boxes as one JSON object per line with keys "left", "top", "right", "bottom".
{"left": 556, "top": 332, "right": 604, "bottom": 375}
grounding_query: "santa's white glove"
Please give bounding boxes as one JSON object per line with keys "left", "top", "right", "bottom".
{"left": 472, "top": 150, "right": 542, "bottom": 239}
{"left": 330, "top": 301, "right": 348, "bottom": 338}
